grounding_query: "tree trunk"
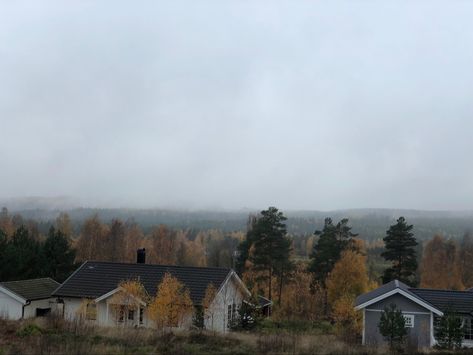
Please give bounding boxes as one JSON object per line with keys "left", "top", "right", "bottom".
{"left": 268, "top": 267, "right": 272, "bottom": 301}
{"left": 278, "top": 266, "right": 284, "bottom": 306}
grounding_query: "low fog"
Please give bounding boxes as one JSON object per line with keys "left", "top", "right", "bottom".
{"left": 0, "top": 1, "right": 472, "bottom": 210}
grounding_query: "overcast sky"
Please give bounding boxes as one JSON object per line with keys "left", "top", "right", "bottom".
{"left": 0, "top": 1, "right": 472, "bottom": 210}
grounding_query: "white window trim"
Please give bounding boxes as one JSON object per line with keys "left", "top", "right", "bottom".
{"left": 365, "top": 308, "right": 430, "bottom": 315}
{"left": 403, "top": 314, "right": 414, "bottom": 328}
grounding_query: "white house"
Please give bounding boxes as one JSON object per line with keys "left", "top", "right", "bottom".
{"left": 0, "top": 278, "right": 59, "bottom": 319}
{"left": 52, "top": 251, "right": 251, "bottom": 333}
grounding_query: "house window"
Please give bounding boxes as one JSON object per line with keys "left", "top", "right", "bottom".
{"left": 86, "top": 303, "right": 97, "bottom": 320}
{"left": 227, "top": 305, "right": 232, "bottom": 328}
{"left": 464, "top": 318, "right": 473, "bottom": 340}
{"left": 434, "top": 315, "right": 441, "bottom": 338}
{"left": 139, "top": 308, "right": 144, "bottom": 324}
{"left": 403, "top": 314, "right": 414, "bottom": 328}
{"left": 227, "top": 302, "right": 238, "bottom": 328}
{"left": 118, "top": 305, "right": 125, "bottom": 322}
{"left": 128, "top": 309, "right": 135, "bottom": 321}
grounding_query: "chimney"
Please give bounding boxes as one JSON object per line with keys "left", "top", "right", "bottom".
{"left": 137, "top": 248, "right": 146, "bottom": 264}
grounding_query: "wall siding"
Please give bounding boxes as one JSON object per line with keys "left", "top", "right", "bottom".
{"left": 23, "top": 298, "right": 57, "bottom": 318}
{"left": 364, "top": 294, "right": 432, "bottom": 348}
{"left": 204, "top": 274, "right": 246, "bottom": 333}
{"left": 0, "top": 289, "right": 23, "bottom": 320}
{"left": 59, "top": 275, "right": 247, "bottom": 334}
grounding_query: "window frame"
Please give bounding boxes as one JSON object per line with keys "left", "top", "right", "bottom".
{"left": 403, "top": 314, "right": 414, "bottom": 328}
{"left": 85, "top": 302, "right": 97, "bottom": 321}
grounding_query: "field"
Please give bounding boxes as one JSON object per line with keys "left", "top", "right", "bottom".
{"left": 0, "top": 317, "right": 395, "bottom": 355}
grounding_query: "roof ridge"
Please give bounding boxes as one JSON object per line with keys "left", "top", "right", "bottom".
{"left": 85, "top": 260, "right": 233, "bottom": 271}
{"left": 1, "top": 277, "right": 58, "bottom": 284}
{"left": 410, "top": 287, "right": 473, "bottom": 293}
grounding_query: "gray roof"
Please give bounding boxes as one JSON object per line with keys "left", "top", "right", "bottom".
{"left": 410, "top": 289, "right": 473, "bottom": 315}
{"left": 355, "top": 280, "right": 410, "bottom": 306}
{"left": 356, "top": 280, "right": 473, "bottom": 315}
{"left": 53, "top": 261, "right": 233, "bottom": 304}
{"left": 0, "top": 278, "right": 59, "bottom": 301}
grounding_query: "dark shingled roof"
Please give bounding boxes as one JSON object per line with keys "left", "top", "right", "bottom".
{"left": 410, "top": 288, "right": 473, "bottom": 315}
{"left": 1, "top": 278, "right": 59, "bottom": 301}
{"left": 53, "top": 261, "right": 233, "bottom": 304}
{"left": 355, "top": 280, "right": 411, "bottom": 306}
{"left": 356, "top": 280, "right": 473, "bottom": 315}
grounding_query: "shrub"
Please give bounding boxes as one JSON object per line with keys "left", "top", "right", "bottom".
{"left": 17, "top": 323, "right": 43, "bottom": 337}
{"left": 378, "top": 303, "right": 407, "bottom": 350}
{"left": 435, "top": 309, "right": 463, "bottom": 350}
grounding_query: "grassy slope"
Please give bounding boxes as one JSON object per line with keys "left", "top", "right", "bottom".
{"left": 0, "top": 318, "right": 392, "bottom": 355}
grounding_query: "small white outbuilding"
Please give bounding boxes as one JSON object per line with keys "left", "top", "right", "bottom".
{"left": 0, "top": 278, "right": 59, "bottom": 319}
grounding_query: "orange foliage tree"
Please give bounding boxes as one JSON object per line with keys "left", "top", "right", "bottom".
{"left": 459, "top": 233, "right": 473, "bottom": 289}
{"left": 326, "top": 249, "right": 373, "bottom": 338}
{"left": 76, "top": 215, "right": 109, "bottom": 261}
{"left": 148, "top": 273, "right": 193, "bottom": 330}
{"left": 202, "top": 283, "right": 218, "bottom": 330}
{"left": 273, "top": 263, "right": 324, "bottom": 321}
{"left": 109, "top": 279, "right": 148, "bottom": 324}
{"left": 420, "top": 235, "right": 463, "bottom": 290}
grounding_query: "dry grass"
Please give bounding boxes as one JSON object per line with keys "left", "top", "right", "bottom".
{"left": 0, "top": 317, "right": 427, "bottom": 355}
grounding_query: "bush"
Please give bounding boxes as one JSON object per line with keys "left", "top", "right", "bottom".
{"left": 17, "top": 323, "right": 43, "bottom": 337}
{"left": 256, "top": 318, "right": 334, "bottom": 334}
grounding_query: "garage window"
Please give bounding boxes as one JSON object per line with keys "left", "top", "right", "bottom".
{"left": 403, "top": 314, "right": 414, "bottom": 328}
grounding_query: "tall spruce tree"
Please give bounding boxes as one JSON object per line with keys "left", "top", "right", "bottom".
{"left": 248, "top": 207, "right": 293, "bottom": 303}
{"left": 2, "top": 226, "right": 42, "bottom": 280}
{"left": 43, "top": 226, "right": 76, "bottom": 282}
{"left": 382, "top": 217, "right": 418, "bottom": 286}
{"left": 235, "top": 215, "right": 258, "bottom": 275}
{"left": 309, "top": 218, "right": 357, "bottom": 286}
{"left": 0, "top": 229, "right": 6, "bottom": 280}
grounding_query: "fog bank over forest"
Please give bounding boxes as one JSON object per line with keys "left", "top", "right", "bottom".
{"left": 1, "top": 196, "right": 473, "bottom": 241}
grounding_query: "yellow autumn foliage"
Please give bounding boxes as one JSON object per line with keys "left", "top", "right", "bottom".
{"left": 326, "top": 249, "right": 372, "bottom": 338}
{"left": 148, "top": 272, "right": 193, "bottom": 329}
{"left": 109, "top": 279, "right": 148, "bottom": 322}
{"left": 202, "top": 283, "right": 218, "bottom": 330}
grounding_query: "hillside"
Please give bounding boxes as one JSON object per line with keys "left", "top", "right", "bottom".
{"left": 3, "top": 202, "right": 473, "bottom": 241}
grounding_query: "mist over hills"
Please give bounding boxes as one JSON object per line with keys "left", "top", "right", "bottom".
{"left": 2, "top": 197, "right": 473, "bottom": 241}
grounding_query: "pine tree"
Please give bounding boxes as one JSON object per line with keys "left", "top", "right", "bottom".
{"left": 436, "top": 308, "right": 464, "bottom": 349}
{"left": 0, "top": 229, "right": 7, "bottom": 280}
{"left": 42, "top": 226, "right": 76, "bottom": 282}
{"left": 309, "top": 218, "right": 357, "bottom": 286}
{"left": 381, "top": 217, "right": 418, "bottom": 286}
{"left": 249, "top": 207, "right": 293, "bottom": 303}
{"left": 3, "top": 226, "right": 42, "bottom": 280}
{"left": 378, "top": 303, "right": 408, "bottom": 350}
{"left": 235, "top": 215, "right": 258, "bottom": 275}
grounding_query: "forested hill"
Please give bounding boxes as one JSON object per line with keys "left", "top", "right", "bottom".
{"left": 7, "top": 206, "right": 473, "bottom": 241}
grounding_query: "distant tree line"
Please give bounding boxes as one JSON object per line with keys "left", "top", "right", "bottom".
{"left": 3, "top": 203, "right": 473, "bottom": 343}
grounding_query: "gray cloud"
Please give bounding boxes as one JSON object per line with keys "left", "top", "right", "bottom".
{"left": 1, "top": 0, "right": 472, "bottom": 210}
